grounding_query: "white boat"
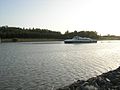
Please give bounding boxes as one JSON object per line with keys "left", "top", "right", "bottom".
{"left": 64, "top": 36, "right": 97, "bottom": 43}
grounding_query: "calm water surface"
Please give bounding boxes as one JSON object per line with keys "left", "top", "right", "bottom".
{"left": 0, "top": 41, "right": 120, "bottom": 90}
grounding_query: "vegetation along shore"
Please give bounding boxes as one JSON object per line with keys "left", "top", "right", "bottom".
{"left": 57, "top": 66, "right": 120, "bottom": 90}
{"left": 1, "top": 26, "right": 120, "bottom": 42}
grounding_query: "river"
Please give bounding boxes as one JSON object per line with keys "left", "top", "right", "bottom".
{"left": 0, "top": 40, "right": 120, "bottom": 90}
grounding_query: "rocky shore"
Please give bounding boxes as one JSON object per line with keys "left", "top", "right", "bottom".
{"left": 57, "top": 66, "right": 120, "bottom": 90}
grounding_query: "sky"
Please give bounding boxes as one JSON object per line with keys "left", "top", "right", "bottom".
{"left": 0, "top": 0, "right": 120, "bottom": 35}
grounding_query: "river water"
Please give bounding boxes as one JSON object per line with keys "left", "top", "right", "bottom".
{"left": 0, "top": 41, "right": 120, "bottom": 90}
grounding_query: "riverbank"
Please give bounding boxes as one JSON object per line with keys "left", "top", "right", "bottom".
{"left": 57, "top": 66, "right": 120, "bottom": 90}
{"left": 1, "top": 38, "right": 63, "bottom": 42}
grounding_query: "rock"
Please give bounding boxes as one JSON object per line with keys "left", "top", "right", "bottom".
{"left": 83, "top": 85, "right": 98, "bottom": 90}
{"left": 57, "top": 66, "right": 120, "bottom": 90}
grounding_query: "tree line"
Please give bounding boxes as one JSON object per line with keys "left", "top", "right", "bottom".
{"left": 0, "top": 26, "right": 99, "bottom": 39}
{"left": 63, "top": 30, "right": 98, "bottom": 39}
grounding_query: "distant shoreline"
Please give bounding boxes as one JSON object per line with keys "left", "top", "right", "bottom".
{"left": 1, "top": 38, "right": 120, "bottom": 43}
{"left": 1, "top": 38, "right": 64, "bottom": 42}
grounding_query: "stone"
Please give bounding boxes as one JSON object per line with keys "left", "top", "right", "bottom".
{"left": 57, "top": 66, "right": 120, "bottom": 90}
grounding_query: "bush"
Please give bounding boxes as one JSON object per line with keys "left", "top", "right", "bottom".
{"left": 12, "top": 38, "right": 18, "bottom": 42}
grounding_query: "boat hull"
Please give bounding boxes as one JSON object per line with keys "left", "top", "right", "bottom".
{"left": 64, "top": 40, "right": 97, "bottom": 43}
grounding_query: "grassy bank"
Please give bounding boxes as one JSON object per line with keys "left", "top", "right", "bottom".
{"left": 1, "top": 38, "right": 64, "bottom": 42}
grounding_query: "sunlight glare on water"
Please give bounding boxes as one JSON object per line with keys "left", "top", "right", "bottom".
{"left": 0, "top": 40, "right": 120, "bottom": 89}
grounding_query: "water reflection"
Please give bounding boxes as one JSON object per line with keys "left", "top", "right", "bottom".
{"left": 0, "top": 41, "right": 120, "bottom": 89}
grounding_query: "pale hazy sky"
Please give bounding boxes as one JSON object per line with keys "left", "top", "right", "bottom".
{"left": 0, "top": 0, "right": 120, "bottom": 35}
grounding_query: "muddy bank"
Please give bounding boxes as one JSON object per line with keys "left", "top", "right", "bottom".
{"left": 57, "top": 66, "right": 120, "bottom": 90}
